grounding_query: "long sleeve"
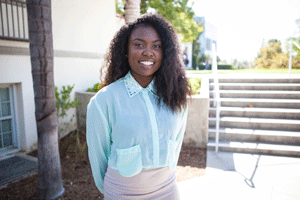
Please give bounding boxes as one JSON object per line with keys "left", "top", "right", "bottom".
{"left": 86, "top": 98, "right": 111, "bottom": 194}
{"left": 175, "top": 105, "right": 188, "bottom": 164}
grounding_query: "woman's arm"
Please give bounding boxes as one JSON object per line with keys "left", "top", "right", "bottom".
{"left": 175, "top": 106, "right": 188, "bottom": 164}
{"left": 86, "top": 98, "right": 111, "bottom": 194}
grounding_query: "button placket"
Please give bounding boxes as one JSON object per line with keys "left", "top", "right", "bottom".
{"left": 142, "top": 89, "right": 159, "bottom": 166}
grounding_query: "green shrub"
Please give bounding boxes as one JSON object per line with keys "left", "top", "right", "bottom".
{"left": 55, "top": 84, "right": 81, "bottom": 138}
{"left": 198, "top": 64, "right": 234, "bottom": 70}
{"left": 189, "top": 78, "right": 201, "bottom": 94}
{"left": 55, "top": 85, "right": 81, "bottom": 119}
{"left": 87, "top": 82, "right": 106, "bottom": 93}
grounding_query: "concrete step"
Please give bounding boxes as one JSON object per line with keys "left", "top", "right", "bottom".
{"left": 210, "top": 98, "right": 300, "bottom": 109}
{"left": 207, "top": 141, "right": 300, "bottom": 157}
{"left": 209, "top": 117, "right": 300, "bottom": 131}
{"left": 209, "top": 83, "right": 300, "bottom": 91}
{"left": 209, "top": 107, "right": 300, "bottom": 119}
{"left": 208, "top": 128, "right": 300, "bottom": 145}
{"left": 209, "top": 90, "right": 300, "bottom": 99}
{"left": 209, "top": 78, "right": 300, "bottom": 84}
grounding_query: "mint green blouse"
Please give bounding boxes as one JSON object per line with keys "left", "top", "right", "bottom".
{"left": 86, "top": 71, "right": 188, "bottom": 194}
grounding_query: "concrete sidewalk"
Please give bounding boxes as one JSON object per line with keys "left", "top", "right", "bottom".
{"left": 177, "top": 150, "right": 300, "bottom": 200}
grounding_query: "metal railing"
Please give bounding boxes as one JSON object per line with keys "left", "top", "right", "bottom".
{"left": 0, "top": 0, "right": 28, "bottom": 41}
{"left": 289, "top": 41, "right": 300, "bottom": 78}
{"left": 213, "top": 77, "right": 221, "bottom": 153}
{"left": 212, "top": 43, "right": 220, "bottom": 153}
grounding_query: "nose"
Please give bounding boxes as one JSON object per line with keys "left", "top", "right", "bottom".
{"left": 142, "top": 46, "right": 154, "bottom": 57}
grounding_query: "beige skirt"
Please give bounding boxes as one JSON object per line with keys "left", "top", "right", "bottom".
{"left": 103, "top": 167, "right": 180, "bottom": 200}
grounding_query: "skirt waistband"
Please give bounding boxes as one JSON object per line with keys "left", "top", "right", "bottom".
{"left": 104, "top": 166, "right": 176, "bottom": 193}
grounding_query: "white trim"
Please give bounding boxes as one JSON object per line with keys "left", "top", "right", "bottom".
{"left": 0, "top": 147, "right": 19, "bottom": 157}
{"left": 12, "top": 84, "right": 20, "bottom": 151}
{"left": 0, "top": 46, "right": 105, "bottom": 59}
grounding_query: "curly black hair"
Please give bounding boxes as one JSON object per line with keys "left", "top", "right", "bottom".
{"left": 102, "top": 14, "right": 192, "bottom": 112}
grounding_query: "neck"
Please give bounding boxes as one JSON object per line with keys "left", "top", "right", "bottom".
{"left": 130, "top": 70, "right": 153, "bottom": 88}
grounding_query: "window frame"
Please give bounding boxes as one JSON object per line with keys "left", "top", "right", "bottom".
{"left": 0, "top": 84, "right": 19, "bottom": 155}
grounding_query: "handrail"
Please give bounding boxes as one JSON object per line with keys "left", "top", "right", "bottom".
{"left": 214, "top": 77, "right": 220, "bottom": 153}
{"left": 212, "top": 43, "right": 220, "bottom": 153}
{"left": 288, "top": 41, "right": 300, "bottom": 78}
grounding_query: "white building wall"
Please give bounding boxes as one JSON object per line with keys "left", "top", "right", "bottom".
{"left": 52, "top": 0, "right": 117, "bottom": 137}
{"left": 52, "top": 0, "right": 116, "bottom": 54}
{"left": 52, "top": 0, "right": 116, "bottom": 89}
{"left": 204, "top": 20, "right": 218, "bottom": 59}
{"left": 0, "top": 0, "right": 117, "bottom": 154}
{"left": 0, "top": 54, "right": 37, "bottom": 152}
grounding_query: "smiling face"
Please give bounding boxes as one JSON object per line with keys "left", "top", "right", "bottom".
{"left": 128, "top": 25, "right": 163, "bottom": 87}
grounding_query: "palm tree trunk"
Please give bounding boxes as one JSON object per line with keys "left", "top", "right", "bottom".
{"left": 125, "top": 0, "right": 141, "bottom": 24}
{"left": 26, "top": 0, "right": 64, "bottom": 199}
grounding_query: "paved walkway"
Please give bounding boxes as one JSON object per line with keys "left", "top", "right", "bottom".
{"left": 177, "top": 150, "right": 300, "bottom": 200}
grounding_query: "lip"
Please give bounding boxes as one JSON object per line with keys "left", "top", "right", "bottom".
{"left": 139, "top": 60, "right": 155, "bottom": 63}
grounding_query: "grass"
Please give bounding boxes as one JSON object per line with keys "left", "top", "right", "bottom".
{"left": 186, "top": 69, "right": 300, "bottom": 74}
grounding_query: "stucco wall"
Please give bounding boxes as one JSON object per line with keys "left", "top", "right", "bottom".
{"left": 0, "top": 55, "right": 37, "bottom": 152}
{"left": 52, "top": 0, "right": 117, "bottom": 138}
{"left": 183, "top": 77, "right": 209, "bottom": 148}
{"left": 52, "top": 0, "right": 116, "bottom": 54}
{"left": 52, "top": 0, "right": 117, "bottom": 89}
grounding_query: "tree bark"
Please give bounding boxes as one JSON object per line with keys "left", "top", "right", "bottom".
{"left": 26, "top": 0, "right": 64, "bottom": 199}
{"left": 125, "top": 0, "right": 141, "bottom": 24}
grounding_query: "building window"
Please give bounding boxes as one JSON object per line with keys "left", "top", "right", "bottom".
{"left": 0, "top": 86, "right": 17, "bottom": 150}
{"left": 206, "top": 38, "right": 211, "bottom": 51}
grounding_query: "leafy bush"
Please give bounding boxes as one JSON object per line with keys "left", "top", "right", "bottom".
{"left": 55, "top": 85, "right": 81, "bottom": 119}
{"left": 189, "top": 78, "right": 201, "bottom": 95}
{"left": 253, "top": 39, "right": 300, "bottom": 69}
{"left": 87, "top": 82, "right": 106, "bottom": 93}
{"left": 55, "top": 85, "right": 81, "bottom": 138}
{"left": 255, "top": 52, "right": 300, "bottom": 69}
{"left": 198, "top": 64, "right": 234, "bottom": 70}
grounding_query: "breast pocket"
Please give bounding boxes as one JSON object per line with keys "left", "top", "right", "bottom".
{"left": 168, "top": 139, "right": 179, "bottom": 170}
{"left": 116, "top": 144, "right": 143, "bottom": 177}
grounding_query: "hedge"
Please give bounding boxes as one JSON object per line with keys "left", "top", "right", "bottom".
{"left": 198, "top": 64, "right": 234, "bottom": 70}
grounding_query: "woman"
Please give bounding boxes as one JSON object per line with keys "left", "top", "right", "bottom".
{"left": 87, "top": 14, "right": 192, "bottom": 199}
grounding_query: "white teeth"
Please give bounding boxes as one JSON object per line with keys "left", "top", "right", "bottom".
{"left": 140, "top": 61, "right": 154, "bottom": 65}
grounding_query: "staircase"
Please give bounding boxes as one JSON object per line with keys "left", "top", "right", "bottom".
{"left": 208, "top": 77, "right": 300, "bottom": 157}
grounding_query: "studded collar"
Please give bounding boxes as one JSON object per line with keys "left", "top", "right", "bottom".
{"left": 124, "top": 71, "right": 157, "bottom": 98}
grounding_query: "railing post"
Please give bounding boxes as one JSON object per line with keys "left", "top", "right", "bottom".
{"left": 212, "top": 42, "right": 220, "bottom": 153}
{"left": 289, "top": 41, "right": 300, "bottom": 78}
{"left": 289, "top": 41, "right": 292, "bottom": 78}
{"left": 212, "top": 43, "right": 217, "bottom": 75}
{"left": 212, "top": 42, "right": 217, "bottom": 109}
{"left": 216, "top": 99, "right": 220, "bottom": 153}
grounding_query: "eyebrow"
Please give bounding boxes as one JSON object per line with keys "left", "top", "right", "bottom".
{"left": 132, "top": 38, "right": 161, "bottom": 43}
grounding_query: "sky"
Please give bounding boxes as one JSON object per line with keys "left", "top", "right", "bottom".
{"left": 191, "top": 0, "right": 300, "bottom": 62}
